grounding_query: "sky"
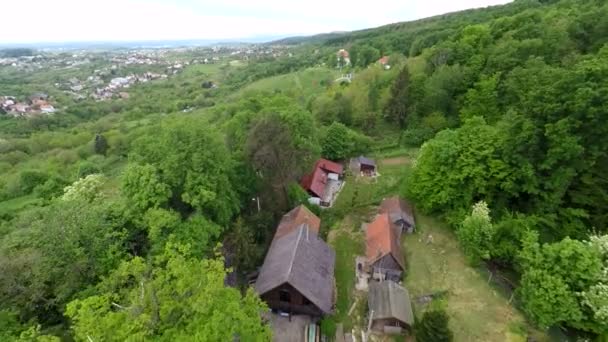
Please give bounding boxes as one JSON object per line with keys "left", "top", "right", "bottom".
{"left": 0, "top": 0, "right": 512, "bottom": 43}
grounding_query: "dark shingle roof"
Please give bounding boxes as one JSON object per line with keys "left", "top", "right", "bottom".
{"left": 368, "top": 281, "right": 414, "bottom": 326}
{"left": 380, "top": 196, "right": 415, "bottom": 228}
{"left": 357, "top": 156, "right": 376, "bottom": 167}
{"left": 255, "top": 225, "right": 336, "bottom": 314}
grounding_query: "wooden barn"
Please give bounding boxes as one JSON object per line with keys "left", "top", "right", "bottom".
{"left": 255, "top": 225, "right": 336, "bottom": 317}
{"left": 365, "top": 213, "right": 405, "bottom": 282}
{"left": 379, "top": 196, "right": 416, "bottom": 235}
{"left": 368, "top": 280, "right": 414, "bottom": 334}
{"left": 349, "top": 156, "right": 377, "bottom": 177}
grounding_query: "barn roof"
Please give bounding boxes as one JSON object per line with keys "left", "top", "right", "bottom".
{"left": 275, "top": 205, "right": 321, "bottom": 239}
{"left": 357, "top": 156, "right": 376, "bottom": 167}
{"left": 316, "top": 158, "right": 343, "bottom": 174}
{"left": 366, "top": 213, "right": 404, "bottom": 270}
{"left": 255, "top": 225, "right": 336, "bottom": 314}
{"left": 379, "top": 196, "right": 415, "bottom": 228}
{"left": 300, "top": 159, "right": 343, "bottom": 198}
{"left": 368, "top": 281, "right": 414, "bottom": 326}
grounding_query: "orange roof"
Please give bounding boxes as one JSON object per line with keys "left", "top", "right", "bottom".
{"left": 366, "top": 213, "right": 404, "bottom": 270}
{"left": 378, "top": 56, "right": 390, "bottom": 65}
{"left": 274, "top": 205, "right": 321, "bottom": 239}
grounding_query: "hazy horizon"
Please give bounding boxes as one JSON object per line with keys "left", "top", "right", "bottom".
{"left": 1, "top": 0, "right": 511, "bottom": 45}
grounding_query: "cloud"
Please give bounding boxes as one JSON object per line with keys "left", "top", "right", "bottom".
{"left": 0, "top": 0, "right": 512, "bottom": 43}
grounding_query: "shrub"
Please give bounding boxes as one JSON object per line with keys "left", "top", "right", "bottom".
{"left": 416, "top": 308, "right": 453, "bottom": 342}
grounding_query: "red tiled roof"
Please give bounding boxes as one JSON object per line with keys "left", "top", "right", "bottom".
{"left": 300, "top": 159, "right": 343, "bottom": 198}
{"left": 378, "top": 56, "right": 390, "bottom": 65}
{"left": 275, "top": 205, "right": 321, "bottom": 239}
{"left": 366, "top": 213, "right": 404, "bottom": 270}
{"left": 316, "top": 158, "right": 343, "bottom": 174}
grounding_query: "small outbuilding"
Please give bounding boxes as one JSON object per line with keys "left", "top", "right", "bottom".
{"left": 368, "top": 280, "right": 414, "bottom": 334}
{"left": 379, "top": 196, "right": 416, "bottom": 235}
{"left": 349, "top": 156, "right": 377, "bottom": 177}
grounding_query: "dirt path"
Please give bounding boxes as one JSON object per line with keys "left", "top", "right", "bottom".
{"left": 380, "top": 156, "right": 412, "bottom": 166}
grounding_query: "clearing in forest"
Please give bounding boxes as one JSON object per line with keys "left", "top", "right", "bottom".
{"left": 325, "top": 149, "right": 547, "bottom": 342}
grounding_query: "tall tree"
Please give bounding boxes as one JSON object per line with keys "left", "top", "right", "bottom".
{"left": 66, "top": 244, "right": 271, "bottom": 341}
{"left": 385, "top": 65, "right": 411, "bottom": 128}
{"left": 93, "top": 133, "right": 108, "bottom": 155}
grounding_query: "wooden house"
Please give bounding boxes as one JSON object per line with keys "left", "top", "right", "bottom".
{"left": 365, "top": 213, "right": 405, "bottom": 281}
{"left": 255, "top": 225, "right": 336, "bottom": 317}
{"left": 368, "top": 280, "right": 414, "bottom": 334}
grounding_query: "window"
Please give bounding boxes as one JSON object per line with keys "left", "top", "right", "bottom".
{"left": 279, "top": 289, "right": 291, "bottom": 303}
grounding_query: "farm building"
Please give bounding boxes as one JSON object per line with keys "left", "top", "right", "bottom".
{"left": 365, "top": 213, "right": 405, "bottom": 282}
{"left": 256, "top": 225, "right": 336, "bottom": 317}
{"left": 349, "top": 156, "right": 377, "bottom": 177}
{"left": 379, "top": 196, "right": 416, "bottom": 235}
{"left": 274, "top": 204, "right": 320, "bottom": 239}
{"left": 368, "top": 280, "right": 414, "bottom": 334}
{"left": 300, "top": 158, "right": 344, "bottom": 207}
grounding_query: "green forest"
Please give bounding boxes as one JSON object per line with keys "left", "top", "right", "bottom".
{"left": 1, "top": 0, "right": 608, "bottom": 340}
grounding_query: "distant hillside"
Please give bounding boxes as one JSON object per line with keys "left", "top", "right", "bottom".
{"left": 272, "top": 0, "right": 535, "bottom": 53}
{"left": 269, "top": 31, "right": 351, "bottom": 45}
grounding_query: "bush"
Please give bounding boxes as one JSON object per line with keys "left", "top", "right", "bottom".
{"left": 19, "top": 170, "right": 49, "bottom": 194}
{"left": 320, "top": 317, "right": 337, "bottom": 339}
{"left": 416, "top": 308, "right": 453, "bottom": 342}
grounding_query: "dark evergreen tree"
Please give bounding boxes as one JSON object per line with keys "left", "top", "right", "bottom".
{"left": 93, "top": 133, "right": 108, "bottom": 155}
{"left": 385, "top": 65, "right": 410, "bottom": 128}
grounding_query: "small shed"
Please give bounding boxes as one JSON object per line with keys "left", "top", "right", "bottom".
{"left": 368, "top": 280, "right": 414, "bottom": 334}
{"left": 349, "top": 156, "right": 377, "bottom": 177}
{"left": 379, "top": 196, "right": 415, "bottom": 235}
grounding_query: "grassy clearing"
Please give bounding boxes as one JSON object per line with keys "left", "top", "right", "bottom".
{"left": 233, "top": 67, "right": 337, "bottom": 102}
{"left": 327, "top": 217, "right": 365, "bottom": 331}
{"left": 403, "top": 215, "right": 546, "bottom": 342}
{"left": 324, "top": 147, "right": 547, "bottom": 341}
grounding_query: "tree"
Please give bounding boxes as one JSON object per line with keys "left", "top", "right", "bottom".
{"left": 93, "top": 133, "right": 108, "bottom": 155}
{"left": 321, "top": 122, "right": 351, "bottom": 161}
{"left": 416, "top": 309, "right": 453, "bottom": 342}
{"left": 518, "top": 269, "right": 582, "bottom": 328}
{"left": 0, "top": 199, "right": 127, "bottom": 325}
{"left": 246, "top": 110, "right": 319, "bottom": 209}
{"left": 457, "top": 201, "right": 495, "bottom": 265}
{"left": 385, "top": 65, "right": 411, "bottom": 128}
{"left": 122, "top": 163, "right": 171, "bottom": 211}
{"left": 66, "top": 244, "right": 271, "bottom": 341}
{"left": 62, "top": 173, "right": 107, "bottom": 202}
{"left": 131, "top": 119, "right": 239, "bottom": 226}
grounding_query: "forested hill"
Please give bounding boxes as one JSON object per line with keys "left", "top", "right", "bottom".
{"left": 1, "top": 0, "right": 608, "bottom": 340}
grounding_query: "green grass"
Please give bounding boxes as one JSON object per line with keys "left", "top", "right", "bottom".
{"left": 327, "top": 219, "right": 365, "bottom": 331}
{"left": 233, "top": 67, "right": 338, "bottom": 102}
{"left": 403, "top": 214, "right": 547, "bottom": 342}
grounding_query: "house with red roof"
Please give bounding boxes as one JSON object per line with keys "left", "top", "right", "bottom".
{"left": 365, "top": 213, "right": 404, "bottom": 282}
{"left": 300, "top": 159, "right": 344, "bottom": 207}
